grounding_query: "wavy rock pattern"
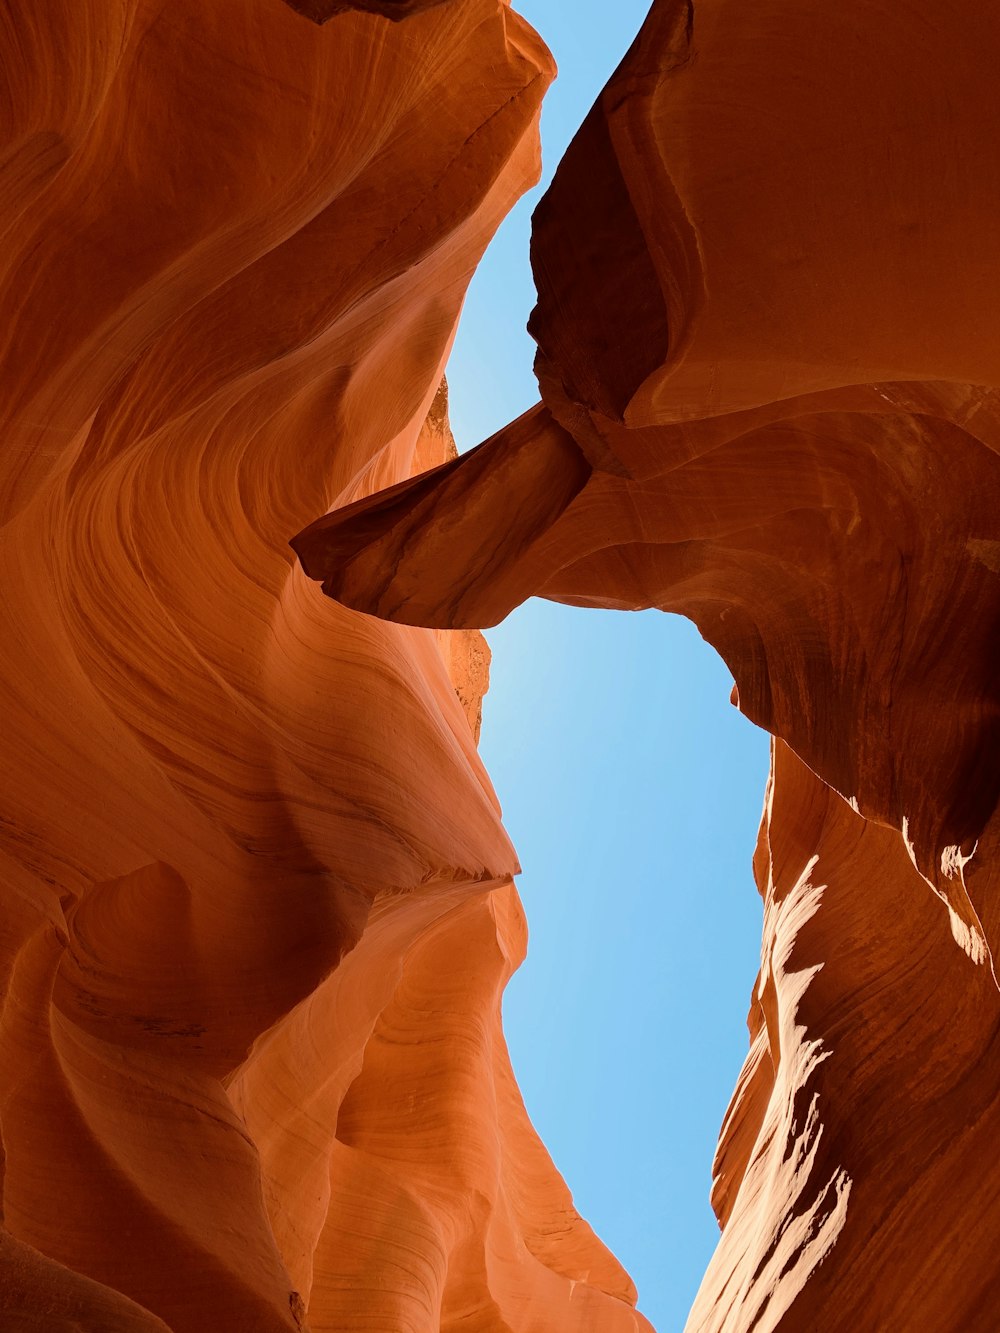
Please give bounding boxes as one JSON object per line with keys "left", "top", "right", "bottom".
{"left": 296, "top": 1, "right": 1000, "bottom": 1327}
{"left": 0, "top": 2, "right": 651, "bottom": 1329}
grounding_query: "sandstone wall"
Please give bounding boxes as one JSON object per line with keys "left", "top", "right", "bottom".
{"left": 0, "top": 2, "right": 650, "bottom": 1328}
{"left": 295, "top": 3, "right": 1000, "bottom": 1329}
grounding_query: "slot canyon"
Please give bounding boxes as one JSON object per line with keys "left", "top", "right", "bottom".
{"left": 1, "top": 1, "right": 999, "bottom": 1329}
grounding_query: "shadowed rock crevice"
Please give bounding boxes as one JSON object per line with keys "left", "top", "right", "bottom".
{"left": 283, "top": 0, "right": 450, "bottom": 25}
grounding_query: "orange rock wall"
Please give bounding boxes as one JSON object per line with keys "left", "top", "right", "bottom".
{"left": 0, "top": 2, "right": 651, "bottom": 1329}
{"left": 293, "top": 2, "right": 1000, "bottom": 1329}
{"left": 7, "top": 0, "right": 1000, "bottom": 1328}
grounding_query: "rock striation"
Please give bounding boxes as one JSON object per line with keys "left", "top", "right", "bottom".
{"left": 0, "top": 2, "right": 651, "bottom": 1329}
{"left": 294, "top": 1, "right": 1000, "bottom": 1328}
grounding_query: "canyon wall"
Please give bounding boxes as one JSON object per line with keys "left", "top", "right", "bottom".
{"left": 294, "top": 1, "right": 1000, "bottom": 1330}
{"left": 0, "top": 1, "right": 650, "bottom": 1328}
{"left": 4, "top": 0, "right": 1000, "bottom": 1329}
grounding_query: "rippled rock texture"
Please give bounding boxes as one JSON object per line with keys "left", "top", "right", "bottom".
{"left": 295, "top": 1, "right": 1000, "bottom": 1329}
{"left": 0, "top": 2, "right": 652, "bottom": 1328}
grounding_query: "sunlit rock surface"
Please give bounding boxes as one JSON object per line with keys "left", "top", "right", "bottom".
{"left": 296, "top": 1, "right": 1000, "bottom": 1328}
{"left": 0, "top": 2, "right": 652, "bottom": 1328}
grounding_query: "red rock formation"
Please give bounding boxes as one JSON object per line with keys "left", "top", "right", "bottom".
{"left": 295, "top": 1, "right": 1000, "bottom": 1327}
{"left": 691, "top": 742, "right": 1000, "bottom": 1331}
{"left": 0, "top": 2, "right": 651, "bottom": 1329}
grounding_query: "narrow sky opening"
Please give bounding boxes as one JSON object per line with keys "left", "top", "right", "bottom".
{"left": 445, "top": 2, "right": 771, "bottom": 1326}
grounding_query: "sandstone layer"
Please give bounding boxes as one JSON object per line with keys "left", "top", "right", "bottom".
{"left": 294, "top": 1, "right": 1000, "bottom": 1329}
{"left": 0, "top": 2, "right": 652, "bottom": 1329}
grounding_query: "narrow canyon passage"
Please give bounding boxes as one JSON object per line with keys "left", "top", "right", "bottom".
{"left": 444, "top": 7, "right": 772, "bottom": 1319}
{"left": 2, "top": 1, "right": 999, "bottom": 1330}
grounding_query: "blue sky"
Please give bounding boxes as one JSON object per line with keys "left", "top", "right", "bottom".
{"left": 446, "top": 4, "right": 771, "bottom": 1326}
